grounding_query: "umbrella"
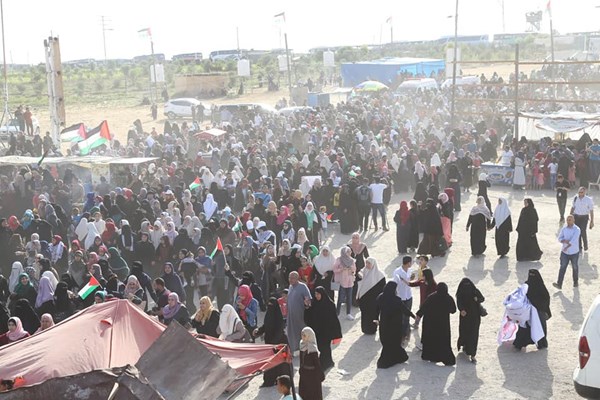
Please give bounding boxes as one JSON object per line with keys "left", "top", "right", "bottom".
{"left": 354, "top": 80, "right": 389, "bottom": 92}
{"left": 194, "top": 128, "right": 227, "bottom": 139}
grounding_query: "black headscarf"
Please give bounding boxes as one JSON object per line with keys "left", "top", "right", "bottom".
{"left": 526, "top": 269, "right": 551, "bottom": 318}
{"left": 377, "top": 281, "right": 408, "bottom": 314}
{"left": 14, "top": 298, "right": 40, "bottom": 334}
{"left": 54, "top": 281, "right": 72, "bottom": 313}
{"left": 263, "top": 297, "right": 285, "bottom": 344}
{"left": 305, "top": 286, "right": 342, "bottom": 341}
{"left": 517, "top": 198, "right": 539, "bottom": 235}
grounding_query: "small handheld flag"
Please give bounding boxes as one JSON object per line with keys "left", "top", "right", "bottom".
{"left": 209, "top": 237, "right": 224, "bottom": 259}
{"left": 78, "top": 276, "right": 101, "bottom": 299}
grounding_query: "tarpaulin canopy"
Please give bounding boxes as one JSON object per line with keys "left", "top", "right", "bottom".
{"left": 0, "top": 300, "right": 288, "bottom": 389}
{"left": 518, "top": 111, "right": 600, "bottom": 140}
{"left": 194, "top": 128, "right": 227, "bottom": 140}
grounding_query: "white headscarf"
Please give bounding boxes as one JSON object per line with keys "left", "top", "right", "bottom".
{"left": 431, "top": 153, "right": 442, "bottom": 167}
{"left": 469, "top": 196, "right": 492, "bottom": 220}
{"left": 313, "top": 245, "right": 335, "bottom": 275}
{"left": 357, "top": 257, "right": 386, "bottom": 299}
{"left": 150, "top": 220, "right": 164, "bottom": 249}
{"left": 301, "top": 154, "right": 310, "bottom": 169}
{"left": 203, "top": 193, "right": 218, "bottom": 220}
{"left": 493, "top": 197, "right": 511, "bottom": 228}
{"left": 9, "top": 261, "right": 24, "bottom": 292}
{"left": 42, "top": 270, "right": 58, "bottom": 292}
{"left": 300, "top": 327, "right": 319, "bottom": 354}
{"left": 390, "top": 154, "right": 400, "bottom": 172}
{"left": 414, "top": 161, "right": 426, "bottom": 180}
{"left": 75, "top": 217, "right": 89, "bottom": 242}
{"left": 84, "top": 222, "right": 101, "bottom": 250}
{"left": 219, "top": 304, "right": 239, "bottom": 340}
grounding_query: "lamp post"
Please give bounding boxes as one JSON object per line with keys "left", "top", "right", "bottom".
{"left": 450, "top": 0, "right": 459, "bottom": 129}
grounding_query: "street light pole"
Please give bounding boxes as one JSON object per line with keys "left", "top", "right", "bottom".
{"left": 450, "top": 0, "right": 459, "bottom": 129}
{"left": 284, "top": 32, "right": 292, "bottom": 103}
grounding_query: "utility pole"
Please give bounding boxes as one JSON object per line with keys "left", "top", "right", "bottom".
{"left": 450, "top": 0, "right": 459, "bottom": 129}
{"left": 100, "top": 16, "right": 113, "bottom": 63}
{"left": 44, "top": 36, "right": 66, "bottom": 147}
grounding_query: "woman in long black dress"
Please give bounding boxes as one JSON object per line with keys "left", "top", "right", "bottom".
{"left": 417, "top": 199, "right": 445, "bottom": 257}
{"left": 375, "top": 281, "right": 415, "bottom": 368}
{"left": 339, "top": 184, "right": 358, "bottom": 234}
{"left": 456, "top": 278, "right": 485, "bottom": 363}
{"left": 394, "top": 201, "right": 411, "bottom": 254}
{"left": 491, "top": 197, "right": 512, "bottom": 257}
{"left": 407, "top": 200, "right": 420, "bottom": 251}
{"left": 477, "top": 173, "right": 492, "bottom": 211}
{"left": 513, "top": 269, "right": 551, "bottom": 350}
{"left": 413, "top": 182, "right": 428, "bottom": 204}
{"left": 304, "top": 286, "right": 342, "bottom": 370}
{"left": 254, "top": 297, "right": 289, "bottom": 387}
{"left": 447, "top": 164, "right": 462, "bottom": 211}
{"left": 466, "top": 196, "right": 492, "bottom": 256}
{"left": 299, "top": 327, "right": 325, "bottom": 400}
{"left": 417, "top": 282, "right": 457, "bottom": 366}
{"left": 356, "top": 257, "right": 386, "bottom": 335}
{"left": 516, "top": 198, "right": 543, "bottom": 261}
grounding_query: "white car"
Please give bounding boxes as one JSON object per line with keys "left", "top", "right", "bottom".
{"left": 0, "top": 117, "right": 40, "bottom": 138}
{"left": 164, "top": 98, "right": 203, "bottom": 119}
{"left": 277, "top": 106, "right": 314, "bottom": 116}
{"left": 574, "top": 294, "right": 600, "bottom": 399}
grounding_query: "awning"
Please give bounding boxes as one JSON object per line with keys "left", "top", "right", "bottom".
{"left": 194, "top": 128, "right": 227, "bottom": 139}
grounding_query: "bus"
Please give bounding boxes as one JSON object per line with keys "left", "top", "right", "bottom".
{"left": 172, "top": 52, "right": 203, "bottom": 64}
{"left": 209, "top": 49, "right": 243, "bottom": 62}
{"left": 133, "top": 53, "right": 166, "bottom": 64}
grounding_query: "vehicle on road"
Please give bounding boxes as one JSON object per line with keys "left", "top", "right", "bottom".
{"left": 0, "top": 117, "right": 40, "bottom": 139}
{"left": 164, "top": 98, "right": 203, "bottom": 119}
{"left": 574, "top": 294, "right": 600, "bottom": 399}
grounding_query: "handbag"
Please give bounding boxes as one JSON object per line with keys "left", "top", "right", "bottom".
{"left": 479, "top": 303, "right": 488, "bottom": 317}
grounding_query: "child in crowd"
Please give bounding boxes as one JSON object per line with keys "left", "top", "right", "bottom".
{"left": 319, "top": 206, "right": 328, "bottom": 245}
{"left": 278, "top": 289, "right": 288, "bottom": 323}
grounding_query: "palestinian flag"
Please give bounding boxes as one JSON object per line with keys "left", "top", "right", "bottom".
{"left": 78, "top": 276, "right": 101, "bottom": 299}
{"left": 78, "top": 120, "right": 111, "bottom": 155}
{"left": 210, "top": 237, "right": 223, "bottom": 259}
{"left": 188, "top": 177, "right": 201, "bottom": 191}
{"left": 60, "top": 123, "right": 86, "bottom": 143}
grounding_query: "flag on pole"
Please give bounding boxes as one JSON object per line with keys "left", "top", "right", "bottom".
{"left": 546, "top": 0, "right": 552, "bottom": 16}
{"left": 78, "top": 276, "right": 101, "bottom": 299}
{"left": 386, "top": 16, "right": 392, "bottom": 24}
{"left": 274, "top": 12, "right": 286, "bottom": 23}
{"left": 138, "top": 27, "right": 152, "bottom": 40}
{"left": 78, "top": 121, "right": 111, "bottom": 155}
{"left": 210, "top": 237, "right": 224, "bottom": 259}
{"left": 188, "top": 177, "right": 201, "bottom": 191}
{"left": 37, "top": 149, "right": 49, "bottom": 167}
{"left": 60, "top": 123, "right": 86, "bottom": 143}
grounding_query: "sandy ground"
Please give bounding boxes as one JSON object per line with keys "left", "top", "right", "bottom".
{"left": 226, "top": 186, "right": 597, "bottom": 400}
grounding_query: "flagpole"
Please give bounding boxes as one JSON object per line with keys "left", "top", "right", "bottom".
{"left": 548, "top": 1, "right": 556, "bottom": 100}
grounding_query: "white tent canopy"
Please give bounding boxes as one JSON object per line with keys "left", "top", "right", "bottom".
{"left": 518, "top": 111, "right": 600, "bottom": 141}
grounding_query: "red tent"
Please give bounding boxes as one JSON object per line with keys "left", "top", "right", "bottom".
{"left": 0, "top": 300, "right": 287, "bottom": 388}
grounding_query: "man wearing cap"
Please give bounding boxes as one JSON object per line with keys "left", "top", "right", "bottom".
{"left": 570, "top": 186, "right": 594, "bottom": 251}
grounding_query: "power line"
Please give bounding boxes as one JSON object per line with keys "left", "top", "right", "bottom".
{"left": 100, "top": 16, "right": 113, "bottom": 63}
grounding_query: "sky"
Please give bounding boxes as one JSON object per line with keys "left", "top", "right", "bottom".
{"left": 3, "top": 0, "right": 600, "bottom": 64}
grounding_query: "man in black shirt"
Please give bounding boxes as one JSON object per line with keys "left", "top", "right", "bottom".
{"left": 555, "top": 173, "right": 570, "bottom": 222}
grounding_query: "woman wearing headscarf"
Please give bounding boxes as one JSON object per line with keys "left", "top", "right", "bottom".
{"left": 253, "top": 297, "right": 288, "bottom": 387}
{"left": 280, "top": 219, "right": 296, "bottom": 245}
{"left": 118, "top": 222, "right": 135, "bottom": 264}
{"left": 477, "top": 173, "right": 492, "bottom": 211}
{"left": 456, "top": 278, "right": 485, "bottom": 363}
{"left": 413, "top": 181, "right": 428, "bottom": 205}
{"left": 123, "top": 275, "right": 145, "bottom": 308}
{"left": 394, "top": 201, "right": 411, "bottom": 254}
{"left": 161, "top": 292, "right": 191, "bottom": 327}
{"left": 490, "top": 197, "right": 512, "bottom": 257}
{"left": 299, "top": 201, "right": 321, "bottom": 245}
{"left": 516, "top": 198, "right": 543, "bottom": 261}
{"left": 375, "top": 281, "right": 415, "bottom": 368}
{"left": 53, "top": 281, "right": 75, "bottom": 323}
{"left": 217, "top": 304, "right": 248, "bottom": 342}
{"left": 416, "top": 282, "right": 457, "bottom": 366}
{"left": 466, "top": 196, "right": 492, "bottom": 256}
{"left": 312, "top": 246, "right": 335, "bottom": 298}
{"left": 213, "top": 244, "right": 240, "bottom": 308}
{"left": 11, "top": 273, "right": 37, "bottom": 309}
{"left": 35, "top": 272, "right": 55, "bottom": 316}
{"left": 407, "top": 200, "right": 420, "bottom": 251}
{"left": 203, "top": 193, "right": 218, "bottom": 221}
{"left": 161, "top": 262, "right": 186, "bottom": 304}
{"left": 36, "top": 313, "right": 55, "bottom": 333}
{"left": 446, "top": 164, "right": 462, "bottom": 211}
{"left": 108, "top": 247, "right": 130, "bottom": 282}
{"left": 305, "top": 286, "right": 342, "bottom": 370}
{"left": 234, "top": 284, "right": 259, "bottom": 338}
{"left": 84, "top": 222, "right": 101, "bottom": 251}
{"left": 13, "top": 298, "right": 40, "bottom": 335}
{"left": 417, "top": 198, "right": 445, "bottom": 257}
{"left": 0, "top": 317, "right": 30, "bottom": 345}
{"left": 191, "top": 296, "right": 220, "bottom": 337}
{"left": 357, "top": 258, "right": 386, "bottom": 335}
{"left": 8, "top": 262, "right": 24, "bottom": 293}
{"left": 513, "top": 269, "right": 551, "bottom": 350}
{"left": 438, "top": 192, "right": 454, "bottom": 247}
{"left": 299, "top": 326, "right": 325, "bottom": 400}
{"left": 333, "top": 247, "right": 356, "bottom": 319}
{"left": 338, "top": 184, "right": 358, "bottom": 235}
{"left": 414, "top": 160, "right": 428, "bottom": 185}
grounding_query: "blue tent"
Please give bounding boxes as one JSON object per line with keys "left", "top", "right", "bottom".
{"left": 341, "top": 57, "right": 445, "bottom": 87}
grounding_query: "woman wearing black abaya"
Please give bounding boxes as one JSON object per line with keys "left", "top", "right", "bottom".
{"left": 447, "top": 164, "right": 462, "bottom": 211}
{"left": 490, "top": 197, "right": 512, "bottom": 257}
{"left": 305, "top": 286, "right": 342, "bottom": 370}
{"left": 357, "top": 258, "right": 386, "bottom": 335}
{"left": 254, "top": 297, "right": 289, "bottom": 387}
{"left": 13, "top": 298, "right": 40, "bottom": 335}
{"left": 375, "top": 281, "right": 415, "bottom": 368}
{"left": 339, "top": 184, "right": 358, "bottom": 234}
{"left": 513, "top": 269, "right": 551, "bottom": 350}
{"left": 516, "top": 198, "right": 543, "bottom": 261}
{"left": 466, "top": 196, "right": 492, "bottom": 256}
{"left": 417, "top": 199, "right": 445, "bottom": 257}
{"left": 417, "top": 282, "right": 457, "bottom": 366}
{"left": 407, "top": 200, "right": 420, "bottom": 251}
{"left": 456, "top": 278, "right": 485, "bottom": 363}
{"left": 393, "top": 201, "right": 411, "bottom": 254}
{"left": 413, "top": 182, "right": 428, "bottom": 204}
{"left": 477, "top": 173, "right": 492, "bottom": 212}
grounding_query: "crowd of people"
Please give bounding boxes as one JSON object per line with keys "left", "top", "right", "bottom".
{"left": 0, "top": 80, "right": 595, "bottom": 398}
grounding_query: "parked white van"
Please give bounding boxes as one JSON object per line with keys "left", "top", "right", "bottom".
{"left": 574, "top": 294, "right": 600, "bottom": 399}
{"left": 395, "top": 78, "right": 438, "bottom": 94}
{"left": 441, "top": 75, "right": 481, "bottom": 89}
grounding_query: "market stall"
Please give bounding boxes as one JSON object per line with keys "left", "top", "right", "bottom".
{"left": 518, "top": 111, "right": 600, "bottom": 141}
{"left": 480, "top": 162, "right": 514, "bottom": 186}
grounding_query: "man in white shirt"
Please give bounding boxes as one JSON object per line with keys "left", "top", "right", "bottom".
{"left": 392, "top": 256, "right": 413, "bottom": 347}
{"left": 553, "top": 215, "right": 581, "bottom": 289}
{"left": 498, "top": 146, "right": 514, "bottom": 166}
{"left": 369, "top": 176, "right": 389, "bottom": 231}
{"left": 570, "top": 187, "right": 594, "bottom": 251}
